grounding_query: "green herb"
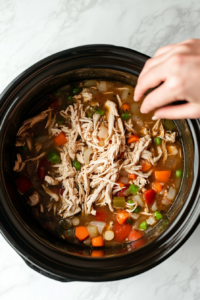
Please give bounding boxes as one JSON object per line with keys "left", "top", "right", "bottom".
{"left": 126, "top": 218, "right": 133, "bottom": 225}
{"left": 134, "top": 206, "right": 141, "bottom": 213}
{"left": 72, "top": 86, "right": 80, "bottom": 95}
{"left": 95, "top": 108, "right": 105, "bottom": 115}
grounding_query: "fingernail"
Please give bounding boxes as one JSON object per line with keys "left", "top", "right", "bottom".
{"left": 152, "top": 115, "right": 159, "bottom": 120}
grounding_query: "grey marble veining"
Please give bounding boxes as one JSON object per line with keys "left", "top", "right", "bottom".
{"left": 0, "top": 0, "right": 200, "bottom": 299}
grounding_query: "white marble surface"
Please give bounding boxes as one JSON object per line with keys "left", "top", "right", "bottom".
{"left": 0, "top": 0, "right": 200, "bottom": 299}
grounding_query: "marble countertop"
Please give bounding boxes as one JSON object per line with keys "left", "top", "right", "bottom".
{"left": 1, "top": 0, "right": 200, "bottom": 299}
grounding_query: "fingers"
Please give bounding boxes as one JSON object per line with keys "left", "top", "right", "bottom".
{"left": 153, "top": 103, "right": 200, "bottom": 120}
{"left": 140, "top": 82, "right": 177, "bottom": 114}
{"left": 154, "top": 44, "right": 176, "bottom": 57}
{"left": 134, "top": 62, "right": 167, "bottom": 101}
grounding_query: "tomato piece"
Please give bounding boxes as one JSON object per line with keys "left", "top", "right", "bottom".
{"left": 15, "top": 175, "right": 32, "bottom": 194}
{"left": 40, "top": 159, "right": 50, "bottom": 167}
{"left": 144, "top": 189, "right": 156, "bottom": 205}
{"left": 95, "top": 208, "right": 107, "bottom": 222}
{"left": 114, "top": 222, "right": 132, "bottom": 242}
{"left": 128, "top": 229, "right": 143, "bottom": 241}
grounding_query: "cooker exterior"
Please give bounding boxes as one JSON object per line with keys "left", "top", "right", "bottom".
{"left": 0, "top": 45, "right": 200, "bottom": 282}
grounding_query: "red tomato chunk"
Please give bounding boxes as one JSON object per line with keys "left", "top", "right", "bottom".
{"left": 15, "top": 176, "right": 32, "bottom": 194}
{"left": 114, "top": 222, "right": 132, "bottom": 243}
{"left": 144, "top": 189, "right": 156, "bottom": 205}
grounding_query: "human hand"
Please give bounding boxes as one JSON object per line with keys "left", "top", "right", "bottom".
{"left": 134, "top": 39, "right": 200, "bottom": 119}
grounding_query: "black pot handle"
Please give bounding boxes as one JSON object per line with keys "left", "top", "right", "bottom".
{"left": 23, "top": 258, "right": 73, "bottom": 282}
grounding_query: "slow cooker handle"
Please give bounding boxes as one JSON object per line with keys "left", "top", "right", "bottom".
{"left": 23, "top": 258, "right": 73, "bottom": 282}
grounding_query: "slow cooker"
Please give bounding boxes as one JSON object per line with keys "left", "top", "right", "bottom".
{"left": 0, "top": 45, "right": 200, "bottom": 281}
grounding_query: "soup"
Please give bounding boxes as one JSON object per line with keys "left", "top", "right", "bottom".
{"left": 13, "top": 80, "right": 183, "bottom": 248}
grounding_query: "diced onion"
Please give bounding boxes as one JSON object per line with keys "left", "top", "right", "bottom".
{"left": 98, "top": 81, "right": 107, "bottom": 92}
{"left": 83, "top": 80, "right": 97, "bottom": 87}
{"left": 72, "top": 217, "right": 80, "bottom": 226}
{"left": 167, "top": 187, "right": 176, "bottom": 200}
{"left": 98, "top": 126, "right": 108, "bottom": 139}
{"left": 130, "top": 213, "right": 140, "bottom": 220}
{"left": 104, "top": 230, "right": 114, "bottom": 241}
{"left": 121, "top": 89, "right": 128, "bottom": 100}
{"left": 133, "top": 195, "right": 144, "bottom": 207}
{"left": 146, "top": 216, "right": 156, "bottom": 225}
{"left": 90, "top": 221, "right": 106, "bottom": 234}
{"left": 84, "top": 147, "right": 92, "bottom": 164}
{"left": 118, "top": 176, "right": 129, "bottom": 184}
{"left": 162, "top": 198, "right": 171, "bottom": 205}
{"left": 87, "top": 225, "right": 98, "bottom": 238}
{"left": 83, "top": 239, "right": 91, "bottom": 246}
{"left": 151, "top": 201, "right": 158, "bottom": 211}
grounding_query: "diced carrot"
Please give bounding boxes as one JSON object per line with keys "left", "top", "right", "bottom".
{"left": 141, "top": 160, "right": 152, "bottom": 172}
{"left": 155, "top": 170, "right": 171, "bottom": 183}
{"left": 128, "top": 173, "right": 137, "bottom": 180}
{"left": 122, "top": 103, "right": 130, "bottom": 111}
{"left": 54, "top": 132, "right": 67, "bottom": 146}
{"left": 91, "top": 250, "right": 104, "bottom": 257}
{"left": 92, "top": 236, "right": 104, "bottom": 247}
{"left": 116, "top": 182, "right": 125, "bottom": 188}
{"left": 75, "top": 226, "right": 89, "bottom": 241}
{"left": 152, "top": 181, "right": 163, "bottom": 193}
{"left": 127, "top": 134, "right": 140, "bottom": 144}
{"left": 116, "top": 210, "right": 129, "bottom": 225}
{"left": 128, "top": 229, "right": 143, "bottom": 242}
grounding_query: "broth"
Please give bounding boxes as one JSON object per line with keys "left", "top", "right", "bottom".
{"left": 13, "top": 80, "right": 183, "bottom": 249}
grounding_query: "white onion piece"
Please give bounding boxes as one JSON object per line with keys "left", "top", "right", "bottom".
{"left": 133, "top": 195, "right": 144, "bottom": 207}
{"left": 120, "top": 169, "right": 128, "bottom": 177}
{"left": 167, "top": 187, "right": 176, "bottom": 200}
{"left": 162, "top": 198, "right": 171, "bottom": 205}
{"left": 87, "top": 225, "right": 98, "bottom": 238}
{"left": 84, "top": 147, "right": 92, "bottom": 164}
{"left": 98, "top": 126, "right": 108, "bottom": 139}
{"left": 175, "top": 178, "right": 181, "bottom": 189}
{"left": 98, "top": 81, "right": 107, "bottom": 92}
{"left": 130, "top": 103, "right": 141, "bottom": 115}
{"left": 83, "top": 80, "right": 97, "bottom": 87}
{"left": 118, "top": 176, "right": 129, "bottom": 184}
{"left": 130, "top": 213, "right": 140, "bottom": 220}
{"left": 151, "top": 201, "right": 158, "bottom": 212}
{"left": 121, "top": 89, "right": 128, "bottom": 100}
{"left": 72, "top": 217, "right": 80, "bottom": 226}
{"left": 104, "top": 230, "right": 114, "bottom": 241}
{"left": 90, "top": 221, "right": 106, "bottom": 234}
{"left": 83, "top": 239, "right": 91, "bottom": 246}
{"left": 146, "top": 216, "right": 156, "bottom": 225}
